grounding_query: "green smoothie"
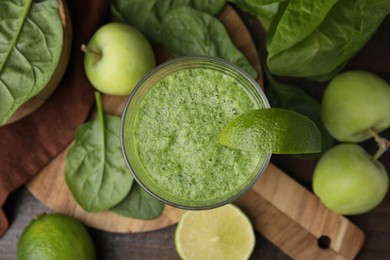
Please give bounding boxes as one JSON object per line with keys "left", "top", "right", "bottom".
{"left": 136, "top": 68, "right": 259, "bottom": 200}
{"left": 131, "top": 67, "right": 264, "bottom": 202}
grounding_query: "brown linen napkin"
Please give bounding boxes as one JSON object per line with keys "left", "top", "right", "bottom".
{"left": 0, "top": 0, "right": 110, "bottom": 238}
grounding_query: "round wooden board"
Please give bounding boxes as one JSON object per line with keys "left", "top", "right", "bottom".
{"left": 27, "top": 5, "right": 264, "bottom": 233}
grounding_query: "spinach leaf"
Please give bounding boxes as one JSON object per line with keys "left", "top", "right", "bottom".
{"left": 266, "top": 0, "right": 390, "bottom": 81}
{"left": 267, "top": 0, "right": 339, "bottom": 56}
{"left": 110, "top": 0, "right": 188, "bottom": 44}
{"left": 253, "top": 3, "right": 281, "bottom": 31}
{"left": 190, "top": 0, "right": 226, "bottom": 15}
{"left": 0, "top": 0, "right": 64, "bottom": 125}
{"left": 111, "top": 183, "right": 165, "bottom": 220}
{"left": 65, "top": 92, "right": 133, "bottom": 212}
{"left": 228, "top": 0, "right": 283, "bottom": 30}
{"left": 160, "top": 6, "right": 258, "bottom": 79}
{"left": 261, "top": 55, "right": 334, "bottom": 159}
{"left": 110, "top": 0, "right": 226, "bottom": 44}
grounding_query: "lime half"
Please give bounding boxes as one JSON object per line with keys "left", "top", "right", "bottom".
{"left": 219, "top": 108, "right": 321, "bottom": 154}
{"left": 175, "top": 204, "right": 255, "bottom": 260}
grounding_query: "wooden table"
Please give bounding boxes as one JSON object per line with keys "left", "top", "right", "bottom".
{"left": 1, "top": 8, "right": 390, "bottom": 260}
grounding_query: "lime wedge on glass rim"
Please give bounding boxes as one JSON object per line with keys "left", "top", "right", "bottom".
{"left": 219, "top": 108, "right": 321, "bottom": 154}
{"left": 175, "top": 204, "right": 255, "bottom": 260}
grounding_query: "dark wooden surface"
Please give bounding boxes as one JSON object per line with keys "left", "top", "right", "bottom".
{"left": 1, "top": 8, "right": 390, "bottom": 260}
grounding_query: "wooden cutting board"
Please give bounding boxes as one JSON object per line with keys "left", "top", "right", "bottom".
{"left": 27, "top": 5, "right": 364, "bottom": 259}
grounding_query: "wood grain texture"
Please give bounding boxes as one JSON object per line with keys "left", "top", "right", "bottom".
{"left": 236, "top": 164, "right": 364, "bottom": 259}
{"left": 0, "top": 0, "right": 73, "bottom": 237}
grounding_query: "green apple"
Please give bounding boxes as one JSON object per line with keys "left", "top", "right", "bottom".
{"left": 313, "top": 143, "right": 389, "bottom": 215}
{"left": 82, "top": 23, "right": 156, "bottom": 95}
{"left": 321, "top": 71, "right": 390, "bottom": 142}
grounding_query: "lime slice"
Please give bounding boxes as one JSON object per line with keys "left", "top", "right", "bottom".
{"left": 219, "top": 108, "right": 321, "bottom": 154}
{"left": 175, "top": 204, "right": 255, "bottom": 260}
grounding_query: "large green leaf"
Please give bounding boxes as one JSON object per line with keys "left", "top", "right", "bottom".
{"left": 65, "top": 93, "right": 133, "bottom": 212}
{"left": 160, "top": 6, "right": 258, "bottom": 79}
{"left": 0, "top": 0, "right": 64, "bottom": 125}
{"left": 267, "top": 0, "right": 338, "bottom": 55}
{"left": 110, "top": 0, "right": 226, "bottom": 44}
{"left": 267, "top": 0, "right": 390, "bottom": 81}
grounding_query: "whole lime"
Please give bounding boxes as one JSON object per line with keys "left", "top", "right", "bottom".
{"left": 17, "top": 213, "right": 96, "bottom": 260}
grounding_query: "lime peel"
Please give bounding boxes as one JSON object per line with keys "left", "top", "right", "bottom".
{"left": 175, "top": 204, "right": 255, "bottom": 260}
{"left": 17, "top": 213, "right": 96, "bottom": 260}
{"left": 219, "top": 108, "right": 321, "bottom": 154}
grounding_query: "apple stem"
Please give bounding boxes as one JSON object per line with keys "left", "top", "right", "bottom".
{"left": 369, "top": 128, "right": 390, "bottom": 161}
{"left": 81, "top": 44, "right": 102, "bottom": 58}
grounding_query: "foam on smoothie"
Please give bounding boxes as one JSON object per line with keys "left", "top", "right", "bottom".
{"left": 133, "top": 68, "right": 262, "bottom": 201}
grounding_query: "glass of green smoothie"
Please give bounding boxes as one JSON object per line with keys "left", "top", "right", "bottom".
{"left": 121, "top": 56, "right": 271, "bottom": 210}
